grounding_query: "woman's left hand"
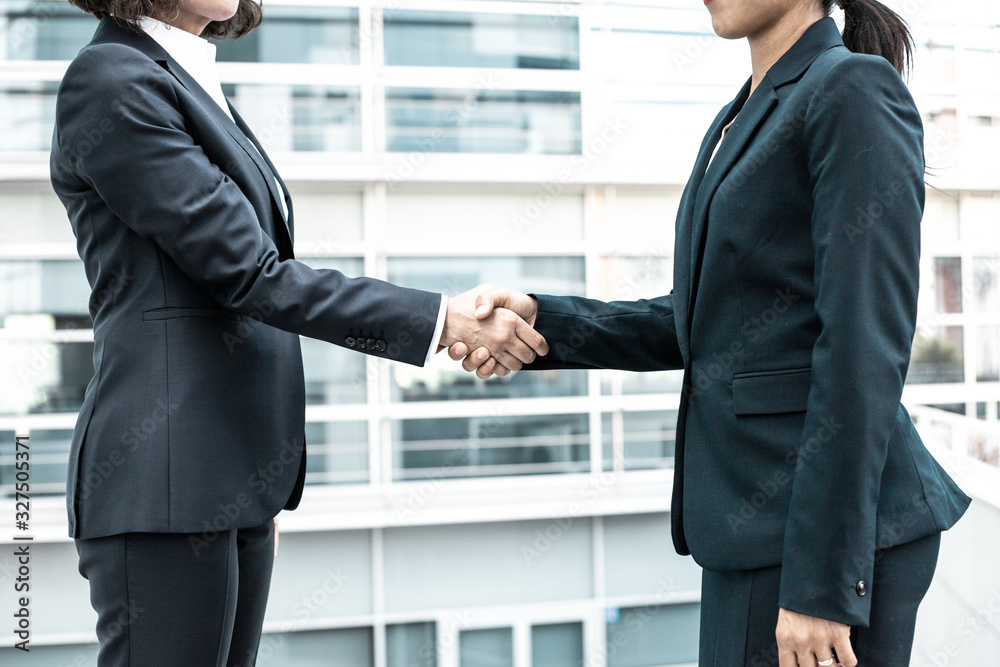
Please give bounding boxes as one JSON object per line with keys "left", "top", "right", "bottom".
{"left": 776, "top": 608, "right": 856, "bottom": 667}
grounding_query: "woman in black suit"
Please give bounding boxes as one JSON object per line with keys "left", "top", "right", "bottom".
{"left": 51, "top": 0, "right": 546, "bottom": 664}
{"left": 457, "top": 1, "right": 971, "bottom": 665}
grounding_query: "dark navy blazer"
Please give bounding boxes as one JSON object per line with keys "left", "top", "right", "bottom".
{"left": 50, "top": 17, "right": 442, "bottom": 540}
{"left": 526, "top": 18, "right": 970, "bottom": 627}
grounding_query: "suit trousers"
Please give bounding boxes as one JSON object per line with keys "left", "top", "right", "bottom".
{"left": 75, "top": 520, "right": 275, "bottom": 667}
{"left": 698, "top": 532, "right": 941, "bottom": 667}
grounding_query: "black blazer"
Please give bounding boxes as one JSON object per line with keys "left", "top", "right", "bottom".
{"left": 50, "top": 17, "right": 442, "bottom": 540}
{"left": 526, "top": 18, "right": 970, "bottom": 627}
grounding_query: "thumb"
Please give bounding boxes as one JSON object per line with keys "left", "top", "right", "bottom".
{"left": 475, "top": 289, "right": 505, "bottom": 320}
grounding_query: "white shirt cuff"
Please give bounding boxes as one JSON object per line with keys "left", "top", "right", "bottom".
{"left": 424, "top": 294, "right": 449, "bottom": 365}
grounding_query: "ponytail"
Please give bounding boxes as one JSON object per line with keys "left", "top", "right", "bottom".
{"left": 823, "top": 0, "right": 914, "bottom": 76}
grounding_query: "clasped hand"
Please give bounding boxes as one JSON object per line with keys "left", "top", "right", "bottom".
{"left": 439, "top": 285, "right": 544, "bottom": 378}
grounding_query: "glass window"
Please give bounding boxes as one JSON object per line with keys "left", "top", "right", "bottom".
{"left": 974, "top": 257, "right": 1000, "bottom": 313}
{"left": 0, "top": 80, "right": 57, "bottom": 151}
{"left": 0, "top": 261, "right": 91, "bottom": 320}
{"left": 257, "top": 627, "right": 373, "bottom": 666}
{"left": 934, "top": 257, "right": 963, "bottom": 313}
{"left": 977, "top": 326, "right": 999, "bottom": 382}
{"left": 224, "top": 84, "right": 361, "bottom": 152}
{"left": 605, "top": 603, "right": 700, "bottom": 667}
{"left": 0, "top": 340, "right": 93, "bottom": 416}
{"left": 0, "top": 186, "right": 77, "bottom": 245}
{"left": 215, "top": 6, "right": 359, "bottom": 64}
{"left": 392, "top": 414, "right": 589, "bottom": 481}
{"left": 304, "top": 420, "right": 368, "bottom": 486}
{"left": 386, "top": 256, "right": 587, "bottom": 403}
{"left": 602, "top": 410, "right": 676, "bottom": 472}
{"left": 909, "top": 326, "right": 964, "bottom": 384}
{"left": 460, "top": 627, "right": 513, "bottom": 667}
{"left": 387, "top": 621, "right": 436, "bottom": 667}
{"left": 288, "top": 188, "right": 364, "bottom": 250}
{"left": 603, "top": 513, "right": 703, "bottom": 599}
{"left": 2, "top": 0, "right": 94, "bottom": 61}
{"left": 386, "top": 88, "right": 581, "bottom": 155}
{"left": 0, "top": 429, "right": 74, "bottom": 495}
{"left": 384, "top": 11, "right": 579, "bottom": 70}
{"left": 532, "top": 622, "right": 584, "bottom": 667}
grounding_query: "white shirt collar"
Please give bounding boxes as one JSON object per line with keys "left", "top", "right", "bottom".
{"left": 138, "top": 17, "right": 234, "bottom": 122}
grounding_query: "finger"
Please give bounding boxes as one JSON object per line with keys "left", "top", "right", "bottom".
{"left": 492, "top": 361, "right": 511, "bottom": 378}
{"left": 475, "top": 357, "right": 497, "bottom": 380}
{"left": 514, "top": 317, "right": 549, "bottom": 357}
{"left": 475, "top": 288, "right": 505, "bottom": 320}
{"left": 449, "top": 342, "right": 469, "bottom": 361}
{"left": 463, "top": 347, "right": 491, "bottom": 373}
{"left": 777, "top": 645, "right": 799, "bottom": 667}
{"left": 832, "top": 636, "right": 856, "bottom": 667}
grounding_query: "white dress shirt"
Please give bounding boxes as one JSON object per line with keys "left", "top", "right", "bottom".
{"left": 139, "top": 17, "right": 447, "bottom": 363}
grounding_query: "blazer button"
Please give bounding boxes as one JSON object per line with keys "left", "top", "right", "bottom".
{"left": 376, "top": 340, "right": 387, "bottom": 352}
{"left": 366, "top": 338, "right": 376, "bottom": 349}
{"left": 345, "top": 337, "right": 356, "bottom": 347}
{"left": 855, "top": 581, "right": 867, "bottom": 597}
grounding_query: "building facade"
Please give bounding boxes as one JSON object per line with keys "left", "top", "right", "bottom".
{"left": 0, "top": 0, "right": 998, "bottom": 665}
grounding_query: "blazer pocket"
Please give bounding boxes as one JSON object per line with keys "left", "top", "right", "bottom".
{"left": 732, "top": 367, "right": 812, "bottom": 415}
{"left": 142, "top": 307, "right": 242, "bottom": 322}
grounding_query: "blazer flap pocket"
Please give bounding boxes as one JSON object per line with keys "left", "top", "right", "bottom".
{"left": 142, "top": 307, "right": 242, "bottom": 322}
{"left": 732, "top": 367, "right": 812, "bottom": 415}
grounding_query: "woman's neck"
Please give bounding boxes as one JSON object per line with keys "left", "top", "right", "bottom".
{"left": 747, "top": 8, "right": 825, "bottom": 97}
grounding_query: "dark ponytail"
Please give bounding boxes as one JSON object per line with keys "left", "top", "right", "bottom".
{"left": 822, "top": 0, "right": 914, "bottom": 75}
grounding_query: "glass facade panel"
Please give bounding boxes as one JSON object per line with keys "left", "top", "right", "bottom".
{"left": 386, "top": 88, "right": 581, "bottom": 154}
{"left": 460, "top": 627, "right": 513, "bottom": 667}
{"left": 0, "top": 428, "right": 73, "bottom": 495}
{"left": 0, "top": 340, "right": 93, "bottom": 416}
{"left": 977, "top": 326, "right": 999, "bottom": 382}
{"left": 532, "top": 622, "right": 584, "bottom": 667}
{"left": 392, "top": 414, "right": 589, "bottom": 480}
{"left": 0, "top": 186, "right": 77, "bottom": 244}
{"left": 259, "top": 627, "right": 374, "bottom": 666}
{"left": 910, "top": 326, "right": 965, "bottom": 384}
{"left": 602, "top": 410, "right": 676, "bottom": 472}
{"left": 304, "top": 420, "right": 368, "bottom": 485}
{"left": 0, "top": 80, "right": 57, "bottom": 151}
{"left": 215, "top": 6, "right": 359, "bottom": 64}
{"left": 605, "top": 603, "right": 700, "bottom": 667}
{"left": 934, "top": 257, "right": 963, "bottom": 313}
{"left": 384, "top": 11, "right": 579, "bottom": 70}
{"left": 974, "top": 257, "right": 1000, "bottom": 313}
{"left": 387, "top": 256, "right": 587, "bottom": 403}
{"left": 2, "top": 0, "right": 94, "bottom": 60}
{"left": 0, "top": 260, "right": 91, "bottom": 319}
{"left": 387, "top": 621, "right": 437, "bottom": 667}
{"left": 224, "top": 83, "right": 361, "bottom": 152}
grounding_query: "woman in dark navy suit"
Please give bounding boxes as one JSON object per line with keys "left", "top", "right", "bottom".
{"left": 456, "top": 0, "right": 971, "bottom": 665}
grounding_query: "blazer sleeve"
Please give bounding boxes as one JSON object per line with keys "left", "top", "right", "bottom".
{"left": 524, "top": 293, "right": 684, "bottom": 372}
{"left": 51, "top": 44, "right": 441, "bottom": 366}
{"left": 777, "top": 55, "right": 925, "bottom": 627}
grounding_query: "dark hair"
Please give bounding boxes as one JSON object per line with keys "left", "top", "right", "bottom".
{"left": 68, "top": 0, "right": 263, "bottom": 39}
{"left": 821, "top": 0, "right": 914, "bottom": 75}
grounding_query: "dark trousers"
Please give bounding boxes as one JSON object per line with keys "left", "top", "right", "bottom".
{"left": 76, "top": 521, "right": 275, "bottom": 667}
{"left": 698, "top": 532, "right": 941, "bottom": 667}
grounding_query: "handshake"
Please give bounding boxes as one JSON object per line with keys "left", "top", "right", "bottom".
{"left": 438, "top": 285, "right": 547, "bottom": 379}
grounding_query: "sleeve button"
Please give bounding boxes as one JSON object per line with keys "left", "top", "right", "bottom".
{"left": 855, "top": 581, "right": 867, "bottom": 597}
{"left": 366, "top": 338, "right": 376, "bottom": 349}
{"left": 376, "top": 340, "right": 387, "bottom": 352}
{"left": 345, "top": 337, "right": 356, "bottom": 347}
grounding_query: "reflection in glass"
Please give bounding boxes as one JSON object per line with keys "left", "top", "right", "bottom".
{"left": 0, "top": 429, "right": 74, "bottom": 495}
{"left": 977, "top": 326, "right": 999, "bottom": 382}
{"left": 386, "top": 88, "right": 581, "bottom": 154}
{"left": 605, "top": 603, "right": 700, "bottom": 667}
{"left": 259, "top": 627, "right": 374, "bottom": 666}
{"left": 602, "top": 410, "right": 676, "bottom": 472}
{"left": 224, "top": 84, "right": 361, "bottom": 152}
{"left": 215, "top": 6, "right": 359, "bottom": 64}
{"left": 0, "top": 80, "right": 58, "bottom": 151}
{"left": 532, "top": 622, "right": 584, "bottom": 667}
{"left": 2, "top": 0, "right": 93, "bottom": 60}
{"left": 384, "top": 11, "right": 579, "bottom": 70}
{"left": 304, "top": 421, "right": 367, "bottom": 486}
{"left": 460, "top": 627, "right": 513, "bottom": 667}
{"left": 909, "top": 326, "right": 964, "bottom": 384}
{"left": 392, "top": 414, "right": 589, "bottom": 480}
{"left": 934, "top": 257, "right": 962, "bottom": 313}
{"left": 387, "top": 256, "right": 587, "bottom": 402}
{"left": 974, "top": 257, "right": 1000, "bottom": 313}
{"left": 387, "top": 622, "right": 436, "bottom": 667}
